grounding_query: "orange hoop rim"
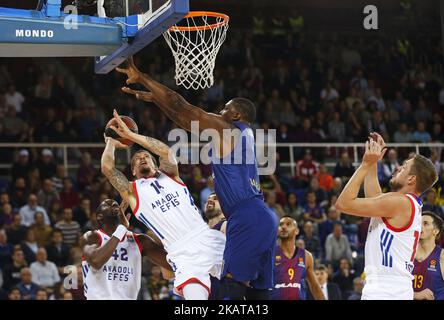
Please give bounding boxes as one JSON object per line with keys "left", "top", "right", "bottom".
{"left": 168, "top": 11, "right": 230, "bottom": 32}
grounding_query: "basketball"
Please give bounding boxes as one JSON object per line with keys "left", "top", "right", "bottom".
{"left": 104, "top": 115, "right": 138, "bottom": 146}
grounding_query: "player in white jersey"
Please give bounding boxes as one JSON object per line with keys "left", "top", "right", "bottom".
{"left": 100, "top": 110, "right": 226, "bottom": 300}
{"left": 336, "top": 132, "right": 438, "bottom": 300}
{"left": 81, "top": 199, "right": 172, "bottom": 300}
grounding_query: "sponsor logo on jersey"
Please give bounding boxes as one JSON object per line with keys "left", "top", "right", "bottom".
{"left": 405, "top": 262, "right": 414, "bottom": 273}
{"left": 298, "top": 256, "right": 305, "bottom": 268}
{"left": 275, "top": 283, "right": 301, "bottom": 289}
{"left": 428, "top": 259, "right": 437, "bottom": 272}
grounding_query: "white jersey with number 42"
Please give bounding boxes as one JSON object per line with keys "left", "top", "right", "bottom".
{"left": 363, "top": 193, "right": 421, "bottom": 296}
{"left": 82, "top": 229, "right": 142, "bottom": 300}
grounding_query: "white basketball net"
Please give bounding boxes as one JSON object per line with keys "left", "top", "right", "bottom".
{"left": 163, "top": 13, "right": 229, "bottom": 90}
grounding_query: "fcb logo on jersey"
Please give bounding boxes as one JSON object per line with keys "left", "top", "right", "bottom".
{"left": 298, "top": 256, "right": 305, "bottom": 267}
{"left": 428, "top": 259, "right": 437, "bottom": 271}
{"left": 275, "top": 255, "right": 281, "bottom": 266}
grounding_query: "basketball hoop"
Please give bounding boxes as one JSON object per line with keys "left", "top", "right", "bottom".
{"left": 163, "top": 11, "right": 229, "bottom": 90}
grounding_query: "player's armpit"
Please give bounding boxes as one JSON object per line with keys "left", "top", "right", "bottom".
{"left": 336, "top": 192, "right": 411, "bottom": 219}
{"left": 305, "top": 251, "right": 325, "bottom": 300}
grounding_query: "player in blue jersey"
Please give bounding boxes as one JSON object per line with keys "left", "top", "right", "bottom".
{"left": 272, "top": 216, "right": 325, "bottom": 300}
{"left": 413, "top": 211, "right": 444, "bottom": 300}
{"left": 117, "top": 57, "right": 279, "bottom": 299}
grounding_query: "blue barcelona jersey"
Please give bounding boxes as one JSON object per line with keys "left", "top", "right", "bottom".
{"left": 271, "top": 246, "right": 307, "bottom": 300}
{"left": 413, "top": 245, "right": 444, "bottom": 300}
{"left": 210, "top": 121, "right": 263, "bottom": 217}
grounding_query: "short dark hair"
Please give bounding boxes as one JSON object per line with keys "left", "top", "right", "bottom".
{"left": 316, "top": 264, "right": 327, "bottom": 272}
{"left": 409, "top": 154, "right": 438, "bottom": 194}
{"left": 423, "top": 211, "right": 444, "bottom": 243}
{"left": 231, "top": 98, "right": 256, "bottom": 123}
{"left": 130, "top": 149, "right": 158, "bottom": 173}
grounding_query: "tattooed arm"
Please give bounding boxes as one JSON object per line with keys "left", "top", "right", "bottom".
{"left": 109, "top": 110, "right": 179, "bottom": 178}
{"left": 101, "top": 138, "right": 137, "bottom": 210}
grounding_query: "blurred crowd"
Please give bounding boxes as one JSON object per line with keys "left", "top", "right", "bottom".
{"left": 0, "top": 7, "right": 444, "bottom": 300}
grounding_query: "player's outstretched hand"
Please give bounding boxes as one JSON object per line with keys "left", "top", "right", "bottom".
{"left": 116, "top": 56, "right": 144, "bottom": 85}
{"left": 362, "top": 139, "right": 382, "bottom": 166}
{"left": 108, "top": 109, "right": 135, "bottom": 141}
{"left": 121, "top": 87, "right": 153, "bottom": 102}
{"left": 119, "top": 200, "right": 131, "bottom": 229}
{"left": 369, "top": 132, "right": 387, "bottom": 161}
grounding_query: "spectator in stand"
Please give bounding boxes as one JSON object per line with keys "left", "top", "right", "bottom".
{"left": 6, "top": 214, "right": 26, "bottom": 246}
{"left": 310, "top": 264, "right": 341, "bottom": 300}
{"left": 30, "top": 248, "right": 60, "bottom": 291}
{"left": 328, "top": 112, "right": 346, "bottom": 142}
{"left": 295, "top": 149, "right": 318, "bottom": 188}
{"left": 411, "top": 121, "right": 432, "bottom": 143}
{"left": 330, "top": 177, "right": 343, "bottom": 197}
{"left": 382, "top": 149, "right": 400, "bottom": 184}
{"left": 2, "top": 248, "right": 27, "bottom": 291}
{"left": 11, "top": 149, "right": 32, "bottom": 181}
{"left": 72, "top": 197, "right": 91, "bottom": 228}
{"left": 19, "top": 194, "right": 50, "bottom": 227}
{"left": 46, "top": 229, "right": 71, "bottom": 275}
{"left": 284, "top": 192, "right": 304, "bottom": 225}
{"left": 276, "top": 124, "right": 295, "bottom": 162}
{"left": 7, "top": 287, "right": 21, "bottom": 300}
{"left": 27, "top": 167, "right": 41, "bottom": 195}
{"left": 52, "top": 164, "right": 67, "bottom": 193}
{"left": 422, "top": 189, "right": 444, "bottom": 218}
{"left": 318, "top": 206, "right": 343, "bottom": 247}
{"left": 303, "top": 191, "right": 327, "bottom": 225}
{"left": 1, "top": 106, "right": 27, "bottom": 141}
{"left": 21, "top": 228, "right": 38, "bottom": 264}
{"left": 334, "top": 152, "right": 355, "bottom": 181}
{"left": 32, "top": 212, "right": 53, "bottom": 247}
{"left": 414, "top": 99, "right": 432, "bottom": 124}
{"left": 265, "top": 191, "right": 286, "bottom": 219}
{"left": 306, "top": 177, "right": 328, "bottom": 207}
{"left": 325, "top": 222, "right": 353, "bottom": 269}
{"left": 393, "top": 122, "right": 412, "bottom": 143}
{"left": 5, "top": 85, "right": 25, "bottom": 114}
{"left": 54, "top": 208, "right": 80, "bottom": 247}
{"left": 37, "top": 179, "right": 59, "bottom": 213}
{"left": 36, "top": 149, "right": 57, "bottom": 180}
{"left": 188, "top": 166, "right": 207, "bottom": 195}
{"left": 0, "top": 203, "right": 14, "bottom": 228}
{"left": 299, "top": 221, "right": 322, "bottom": 260}
{"left": 48, "top": 200, "right": 62, "bottom": 225}
{"left": 332, "top": 258, "right": 355, "bottom": 299}
{"left": 9, "top": 177, "right": 29, "bottom": 209}
{"left": 36, "top": 288, "right": 48, "bottom": 300}
{"left": 0, "top": 229, "right": 13, "bottom": 266}
{"left": 59, "top": 178, "right": 79, "bottom": 209}
{"left": 320, "top": 82, "right": 339, "bottom": 102}
{"left": 348, "top": 277, "right": 364, "bottom": 300}
{"left": 316, "top": 163, "right": 334, "bottom": 192}
{"left": 16, "top": 267, "right": 39, "bottom": 300}
{"left": 76, "top": 152, "right": 97, "bottom": 191}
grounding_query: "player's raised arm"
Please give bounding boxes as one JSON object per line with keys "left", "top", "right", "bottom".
{"left": 100, "top": 136, "right": 137, "bottom": 210}
{"left": 81, "top": 205, "right": 130, "bottom": 270}
{"left": 109, "top": 110, "right": 179, "bottom": 178}
{"left": 304, "top": 251, "right": 325, "bottom": 300}
{"left": 335, "top": 140, "right": 411, "bottom": 218}
{"left": 363, "top": 132, "right": 387, "bottom": 198}
{"left": 116, "top": 57, "right": 231, "bottom": 134}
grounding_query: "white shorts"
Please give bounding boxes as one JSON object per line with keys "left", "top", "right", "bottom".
{"left": 166, "top": 226, "right": 226, "bottom": 296}
{"left": 361, "top": 276, "right": 413, "bottom": 300}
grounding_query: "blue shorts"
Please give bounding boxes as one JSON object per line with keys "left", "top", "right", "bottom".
{"left": 222, "top": 197, "right": 279, "bottom": 290}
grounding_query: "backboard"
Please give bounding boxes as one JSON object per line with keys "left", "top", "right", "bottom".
{"left": 0, "top": 0, "right": 188, "bottom": 74}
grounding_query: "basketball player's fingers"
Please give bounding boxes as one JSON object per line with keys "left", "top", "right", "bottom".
{"left": 115, "top": 67, "right": 129, "bottom": 75}
{"left": 108, "top": 125, "right": 123, "bottom": 136}
{"left": 128, "top": 56, "right": 137, "bottom": 70}
{"left": 126, "top": 213, "right": 132, "bottom": 222}
{"left": 121, "top": 86, "right": 137, "bottom": 95}
{"left": 112, "top": 109, "right": 127, "bottom": 128}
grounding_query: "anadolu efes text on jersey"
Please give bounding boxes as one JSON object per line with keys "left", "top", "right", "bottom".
{"left": 364, "top": 193, "right": 422, "bottom": 282}
{"left": 82, "top": 229, "right": 142, "bottom": 300}
{"left": 131, "top": 171, "right": 209, "bottom": 250}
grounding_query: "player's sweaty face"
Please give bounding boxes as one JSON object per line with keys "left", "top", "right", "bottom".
{"left": 389, "top": 159, "right": 411, "bottom": 190}
{"left": 134, "top": 152, "right": 154, "bottom": 175}
{"left": 205, "top": 195, "right": 221, "bottom": 219}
